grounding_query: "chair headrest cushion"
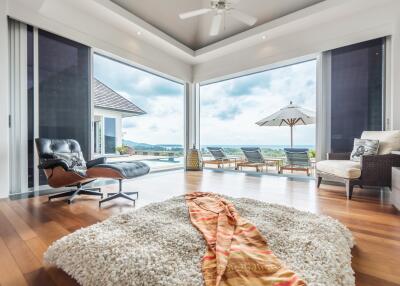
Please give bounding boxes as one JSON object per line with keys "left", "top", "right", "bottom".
{"left": 284, "top": 148, "right": 309, "bottom": 153}
{"left": 35, "top": 138, "right": 82, "bottom": 158}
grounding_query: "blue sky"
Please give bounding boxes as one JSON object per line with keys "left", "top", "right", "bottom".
{"left": 94, "top": 54, "right": 316, "bottom": 146}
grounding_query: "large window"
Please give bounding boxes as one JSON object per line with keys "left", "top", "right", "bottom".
{"left": 200, "top": 60, "right": 316, "bottom": 161}
{"left": 93, "top": 54, "right": 184, "bottom": 169}
{"left": 330, "top": 38, "right": 385, "bottom": 152}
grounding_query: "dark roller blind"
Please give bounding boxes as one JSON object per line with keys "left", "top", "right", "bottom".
{"left": 331, "top": 38, "right": 384, "bottom": 152}
{"left": 27, "top": 25, "right": 34, "bottom": 188}
{"left": 38, "top": 29, "right": 91, "bottom": 184}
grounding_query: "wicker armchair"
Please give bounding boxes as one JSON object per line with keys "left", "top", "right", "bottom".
{"left": 316, "top": 131, "right": 400, "bottom": 199}
{"left": 319, "top": 152, "right": 400, "bottom": 199}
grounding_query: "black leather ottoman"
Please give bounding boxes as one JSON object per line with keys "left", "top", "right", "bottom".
{"left": 87, "top": 161, "right": 150, "bottom": 207}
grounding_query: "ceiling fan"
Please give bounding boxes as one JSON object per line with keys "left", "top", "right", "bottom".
{"left": 179, "top": 0, "right": 257, "bottom": 36}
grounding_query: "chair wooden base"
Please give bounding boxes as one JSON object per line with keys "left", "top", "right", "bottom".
{"left": 48, "top": 184, "right": 103, "bottom": 204}
{"left": 203, "top": 158, "right": 238, "bottom": 169}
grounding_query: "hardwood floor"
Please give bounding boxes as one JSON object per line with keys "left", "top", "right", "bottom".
{"left": 0, "top": 169, "right": 399, "bottom": 286}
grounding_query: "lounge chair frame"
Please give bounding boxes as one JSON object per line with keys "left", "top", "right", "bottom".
{"left": 203, "top": 147, "right": 239, "bottom": 169}
{"left": 279, "top": 148, "right": 311, "bottom": 176}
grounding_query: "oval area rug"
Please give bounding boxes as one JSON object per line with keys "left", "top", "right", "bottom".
{"left": 44, "top": 195, "right": 354, "bottom": 286}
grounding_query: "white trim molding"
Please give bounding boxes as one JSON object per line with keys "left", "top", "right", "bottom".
{"left": 8, "top": 19, "right": 28, "bottom": 194}
{"left": 0, "top": 0, "right": 9, "bottom": 198}
{"left": 316, "top": 52, "right": 331, "bottom": 162}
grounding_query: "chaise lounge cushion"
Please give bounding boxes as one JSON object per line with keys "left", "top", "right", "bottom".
{"left": 361, "top": 130, "right": 400, "bottom": 155}
{"left": 87, "top": 161, "right": 150, "bottom": 179}
{"left": 316, "top": 160, "right": 361, "bottom": 179}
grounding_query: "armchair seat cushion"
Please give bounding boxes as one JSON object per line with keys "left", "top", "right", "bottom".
{"left": 316, "top": 160, "right": 361, "bottom": 179}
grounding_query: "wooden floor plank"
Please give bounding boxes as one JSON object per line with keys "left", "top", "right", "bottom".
{"left": 24, "top": 269, "right": 57, "bottom": 286}
{"left": 33, "top": 221, "right": 71, "bottom": 246}
{"left": 0, "top": 209, "right": 42, "bottom": 274}
{"left": 25, "top": 237, "right": 49, "bottom": 264}
{"left": 0, "top": 237, "right": 28, "bottom": 286}
{"left": 0, "top": 170, "right": 399, "bottom": 286}
{"left": 0, "top": 201, "right": 37, "bottom": 241}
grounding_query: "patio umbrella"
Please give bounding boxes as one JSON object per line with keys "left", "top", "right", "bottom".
{"left": 255, "top": 101, "right": 316, "bottom": 148}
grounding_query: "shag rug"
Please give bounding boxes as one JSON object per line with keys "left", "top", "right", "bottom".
{"left": 44, "top": 195, "right": 355, "bottom": 286}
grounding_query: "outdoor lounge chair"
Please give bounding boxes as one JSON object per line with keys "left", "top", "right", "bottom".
{"left": 236, "top": 147, "right": 267, "bottom": 172}
{"left": 203, "top": 147, "right": 238, "bottom": 168}
{"left": 279, "top": 148, "right": 311, "bottom": 176}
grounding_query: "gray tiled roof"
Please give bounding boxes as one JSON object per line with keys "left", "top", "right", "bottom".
{"left": 93, "top": 78, "right": 146, "bottom": 116}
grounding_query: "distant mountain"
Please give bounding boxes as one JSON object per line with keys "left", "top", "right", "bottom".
{"left": 122, "top": 140, "right": 183, "bottom": 151}
{"left": 122, "top": 139, "right": 152, "bottom": 148}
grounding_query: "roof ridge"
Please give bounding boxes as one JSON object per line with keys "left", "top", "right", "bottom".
{"left": 93, "top": 78, "right": 146, "bottom": 115}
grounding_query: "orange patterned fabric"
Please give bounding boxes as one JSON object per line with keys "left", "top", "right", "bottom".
{"left": 185, "top": 192, "right": 307, "bottom": 286}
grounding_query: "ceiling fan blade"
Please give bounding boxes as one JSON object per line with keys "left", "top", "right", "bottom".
{"left": 230, "top": 10, "right": 257, "bottom": 26}
{"left": 209, "top": 14, "right": 223, "bottom": 36}
{"left": 179, "top": 8, "right": 212, "bottom": 19}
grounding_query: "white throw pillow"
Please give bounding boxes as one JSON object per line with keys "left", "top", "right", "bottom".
{"left": 350, "top": 138, "right": 379, "bottom": 162}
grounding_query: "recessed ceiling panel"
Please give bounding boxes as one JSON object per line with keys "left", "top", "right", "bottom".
{"left": 111, "top": 0, "right": 325, "bottom": 50}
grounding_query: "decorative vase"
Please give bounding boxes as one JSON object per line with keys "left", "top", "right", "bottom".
{"left": 186, "top": 145, "right": 203, "bottom": 171}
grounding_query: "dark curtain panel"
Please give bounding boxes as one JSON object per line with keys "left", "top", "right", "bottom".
{"left": 38, "top": 30, "right": 91, "bottom": 184}
{"left": 331, "top": 38, "right": 384, "bottom": 152}
{"left": 27, "top": 25, "right": 34, "bottom": 188}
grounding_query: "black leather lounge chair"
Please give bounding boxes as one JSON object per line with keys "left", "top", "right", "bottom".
{"left": 36, "top": 138, "right": 150, "bottom": 206}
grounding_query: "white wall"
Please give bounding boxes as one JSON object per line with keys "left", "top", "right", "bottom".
{"left": 0, "top": 0, "right": 9, "bottom": 199}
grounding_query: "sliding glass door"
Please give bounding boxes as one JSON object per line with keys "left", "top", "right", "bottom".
{"left": 9, "top": 19, "right": 91, "bottom": 192}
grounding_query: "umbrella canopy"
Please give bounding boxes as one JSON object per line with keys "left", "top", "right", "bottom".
{"left": 255, "top": 101, "right": 316, "bottom": 147}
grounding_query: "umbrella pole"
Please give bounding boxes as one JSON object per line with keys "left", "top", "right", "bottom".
{"left": 290, "top": 124, "right": 293, "bottom": 148}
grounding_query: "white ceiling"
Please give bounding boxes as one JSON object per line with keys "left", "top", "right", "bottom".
{"left": 110, "top": 0, "right": 324, "bottom": 50}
